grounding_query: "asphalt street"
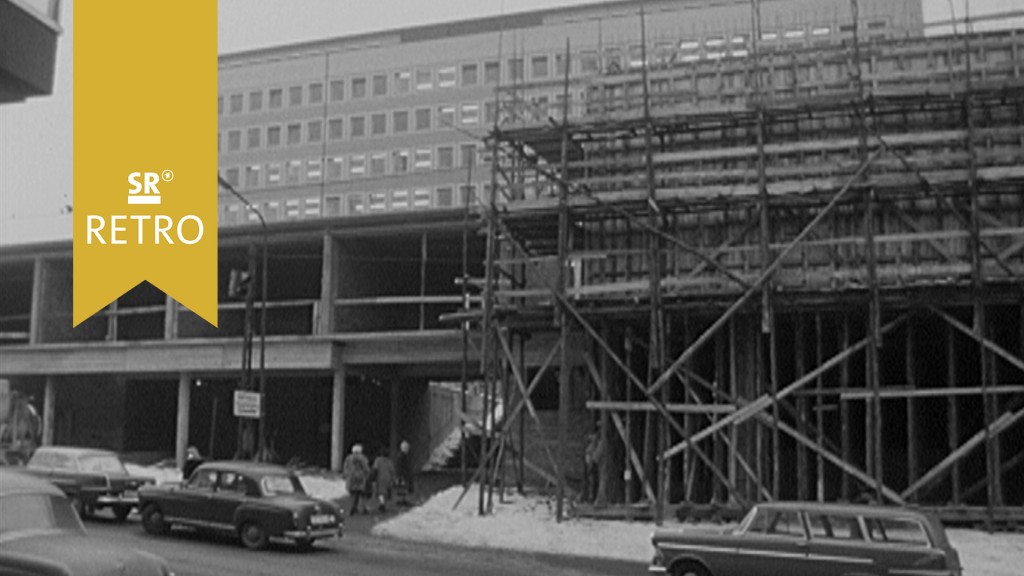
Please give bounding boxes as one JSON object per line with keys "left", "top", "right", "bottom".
{"left": 84, "top": 511, "right": 646, "bottom": 576}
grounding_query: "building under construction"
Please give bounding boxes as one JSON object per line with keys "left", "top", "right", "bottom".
{"left": 467, "top": 16, "right": 1024, "bottom": 525}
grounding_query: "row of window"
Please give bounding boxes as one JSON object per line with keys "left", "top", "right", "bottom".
{"left": 217, "top": 19, "right": 892, "bottom": 115}
{"left": 221, "top": 184, "right": 478, "bottom": 225}
{"left": 221, "top": 144, "right": 482, "bottom": 190}
{"left": 219, "top": 103, "right": 491, "bottom": 153}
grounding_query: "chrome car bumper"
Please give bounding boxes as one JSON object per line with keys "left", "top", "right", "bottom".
{"left": 648, "top": 566, "right": 667, "bottom": 573}
{"left": 283, "top": 527, "right": 342, "bottom": 540}
{"left": 95, "top": 494, "right": 140, "bottom": 506}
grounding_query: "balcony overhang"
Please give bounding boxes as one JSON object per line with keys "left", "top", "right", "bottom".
{"left": 0, "top": 0, "right": 61, "bottom": 104}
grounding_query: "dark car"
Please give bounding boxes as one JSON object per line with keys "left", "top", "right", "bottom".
{"left": 24, "top": 446, "right": 154, "bottom": 522}
{"left": 138, "top": 460, "right": 343, "bottom": 551}
{"left": 0, "top": 468, "right": 173, "bottom": 576}
{"left": 650, "top": 501, "right": 962, "bottom": 576}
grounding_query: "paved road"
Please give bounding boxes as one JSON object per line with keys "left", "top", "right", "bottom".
{"left": 85, "top": 513, "right": 646, "bottom": 576}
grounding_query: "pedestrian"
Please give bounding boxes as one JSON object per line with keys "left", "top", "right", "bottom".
{"left": 395, "top": 440, "right": 415, "bottom": 505}
{"left": 372, "top": 447, "right": 396, "bottom": 513}
{"left": 584, "top": 429, "right": 605, "bottom": 504}
{"left": 343, "top": 444, "right": 370, "bottom": 515}
{"left": 183, "top": 446, "right": 204, "bottom": 480}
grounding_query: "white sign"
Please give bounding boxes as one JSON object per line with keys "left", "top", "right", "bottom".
{"left": 233, "top": 390, "right": 262, "bottom": 419}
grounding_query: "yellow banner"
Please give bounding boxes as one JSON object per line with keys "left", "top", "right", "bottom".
{"left": 73, "top": 1, "right": 218, "bottom": 327}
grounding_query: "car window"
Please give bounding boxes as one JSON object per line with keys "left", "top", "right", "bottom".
{"left": 864, "top": 516, "right": 930, "bottom": 547}
{"left": 218, "top": 472, "right": 248, "bottom": 495}
{"left": 260, "top": 475, "right": 302, "bottom": 497}
{"left": 78, "top": 454, "right": 126, "bottom": 473}
{"left": 746, "top": 509, "right": 805, "bottom": 538}
{"left": 0, "top": 494, "right": 85, "bottom": 536}
{"left": 189, "top": 469, "right": 218, "bottom": 489}
{"left": 807, "top": 513, "right": 864, "bottom": 540}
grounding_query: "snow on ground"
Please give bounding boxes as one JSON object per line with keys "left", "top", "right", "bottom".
{"left": 374, "top": 484, "right": 1024, "bottom": 575}
{"left": 125, "top": 463, "right": 182, "bottom": 485}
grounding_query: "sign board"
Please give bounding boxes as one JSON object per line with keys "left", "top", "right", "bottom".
{"left": 233, "top": 390, "right": 262, "bottom": 419}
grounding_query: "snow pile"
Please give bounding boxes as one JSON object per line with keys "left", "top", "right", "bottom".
{"left": 374, "top": 484, "right": 1024, "bottom": 575}
{"left": 125, "top": 463, "right": 182, "bottom": 486}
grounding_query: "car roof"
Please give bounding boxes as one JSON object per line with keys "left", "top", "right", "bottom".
{"left": 197, "top": 460, "right": 294, "bottom": 476}
{"left": 33, "top": 446, "right": 119, "bottom": 458}
{"left": 0, "top": 469, "right": 65, "bottom": 498}
{"left": 754, "top": 501, "right": 927, "bottom": 519}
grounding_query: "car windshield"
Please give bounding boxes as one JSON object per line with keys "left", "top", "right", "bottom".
{"left": 260, "top": 475, "right": 303, "bottom": 497}
{"left": 78, "top": 454, "right": 126, "bottom": 473}
{"left": 0, "top": 494, "right": 85, "bottom": 538}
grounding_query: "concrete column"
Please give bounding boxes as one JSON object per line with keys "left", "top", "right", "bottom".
{"left": 390, "top": 380, "right": 401, "bottom": 458}
{"left": 318, "top": 234, "right": 338, "bottom": 335}
{"left": 164, "top": 294, "right": 178, "bottom": 339}
{"left": 42, "top": 376, "right": 56, "bottom": 445}
{"left": 175, "top": 373, "right": 191, "bottom": 471}
{"left": 330, "top": 364, "right": 346, "bottom": 471}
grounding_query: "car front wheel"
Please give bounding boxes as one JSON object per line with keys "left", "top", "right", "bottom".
{"left": 141, "top": 504, "right": 169, "bottom": 535}
{"left": 239, "top": 521, "right": 268, "bottom": 550}
{"left": 672, "top": 561, "right": 711, "bottom": 576}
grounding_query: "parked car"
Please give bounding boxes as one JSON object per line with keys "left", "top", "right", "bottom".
{"left": 138, "top": 460, "right": 343, "bottom": 551}
{"left": 0, "top": 468, "right": 174, "bottom": 576}
{"left": 649, "top": 501, "right": 962, "bottom": 576}
{"left": 24, "top": 446, "right": 154, "bottom": 521}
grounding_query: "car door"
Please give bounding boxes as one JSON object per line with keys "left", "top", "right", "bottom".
{"left": 164, "top": 468, "right": 218, "bottom": 524}
{"left": 860, "top": 514, "right": 949, "bottom": 573}
{"left": 732, "top": 508, "right": 815, "bottom": 576}
{"left": 804, "top": 512, "right": 877, "bottom": 576}
{"left": 206, "top": 471, "right": 251, "bottom": 530}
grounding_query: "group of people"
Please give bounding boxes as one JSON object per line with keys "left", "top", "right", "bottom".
{"left": 342, "top": 440, "right": 416, "bottom": 515}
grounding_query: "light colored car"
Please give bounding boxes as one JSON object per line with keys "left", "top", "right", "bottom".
{"left": 0, "top": 468, "right": 173, "bottom": 576}
{"left": 650, "top": 501, "right": 962, "bottom": 576}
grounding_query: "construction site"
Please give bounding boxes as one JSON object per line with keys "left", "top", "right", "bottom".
{"left": 460, "top": 10, "right": 1024, "bottom": 527}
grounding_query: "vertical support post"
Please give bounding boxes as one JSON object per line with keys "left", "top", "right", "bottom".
{"left": 597, "top": 324, "right": 612, "bottom": 507}
{"left": 42, "top": 376, "right": 56, "bottom": 446}
{"left": 29, "top": 256, "right": 44, "bottom": 345}
{"left": 840, "top": 314, "right": 852, "bottom": 500}
{"left": 319, "top": 234, "right": 337, "bottom": 335}
{"left": 555, "top": 37, "right": 572, "bottom": 523}
{"left": 947, "top": 322, "right": 961, "bottom": 504}
{"left": 175, "top": 373, "right": 191, "bottom": 471}
{"left": 330, "top": 364, "right": 346, "bottom": 472}
{"left": 164, "top": 293, "right": 178, "bottom": 340}
{"left": 906, "top": 322, "right": 918, "bottom": 500}
{"left": 796, "top": 314, "right": 808, "bottom": 501}
{"left": 815, "top": 313, "right": 825, "bottom": 501}
{"left": 419, "top": 233, "right": 428, "bottom": 330}
{"left": 390, "top": 380, "right": 400, "bottom": 458}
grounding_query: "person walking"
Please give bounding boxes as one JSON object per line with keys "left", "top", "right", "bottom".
{"left": 372, "top": 448, "right": 396, "bottom": 513}
{"left": 343, "top": 444, "right": 370, "bottom": 515}
{"left": 395, "top": 440, "right": 415, "bottom": 505}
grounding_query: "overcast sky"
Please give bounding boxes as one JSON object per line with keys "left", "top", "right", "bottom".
{"left": 0, "top": 0, "right": 1019, "bottom": 245}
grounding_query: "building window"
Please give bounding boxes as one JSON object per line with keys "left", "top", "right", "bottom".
{"left": 306, "top": 82, "right": 323, "bottom": 104}
{"left": 330, "top": 79, "right": 345, "bottom": 101}
{"left": 325, "top": 195, "right": 342, "bottom": 216}
{"left": 307, "top": 119, "right": 323, "bottom": 143}
{"left": 392, "top": 150, "right": 410, "bottom": 173}
{"left": 264, "top": 201, "right": 281, "bottom": 222}
{"left": 249, "top": 90, "right": 263, "bottom": 112}
{"left": 432, "top": 187, "right": 451, "bottom": 207}
{"left": 812, "top": 26, "right": 831, "bottom": 36}
{"left": 285, "top": 160, "right": 302, "bottom": 184}
{"left": 555, "top": 53, "right": 568, "bottom": 76}
{"left": 414, "top": 148, "right": 432, "bottom": 170}
{"left": 414, "top": 107, "right": 431, "bottom": 131}
{"left": 350, "top": 115, "right": 365, "bottom": 138}
{"left": 372, "top": 74, "right": 387, "bottom": 96}
{"left": 218, "top": 95, "right": 224, "bottom": 115}
{"left": 328, "top": 117, "right": 344, "bottom": 141}
{"left": 269, "top": 88, "right": 283, "bottom": 109}
{"left": 307, "top": 159, "right": 323, "bottom": 182}
{"left": 245, "top": 165, "right": 261, "bottom": 189}
{"left": 460, "top": 143, "right": 477, "bottom": 167}
{"left": 224, "top": 167, "right": 240, "bottom": 187}
{"left": 327, "top": 156, "right": 344, "bottom": 180}
{"left": 229, "top": 93, "right": 243, "bottom": 114}
{"left": 462, "top": 63, "right": 478, "bottom": 86}
{"left": 391, "top": 190, "right": 409, "bottom": 210}
{"left": 349, "top": 154, "right": 365, "bottom": 177}
{"left": 508, "top": 58, "right": 524, "bottom": 82}
{"left": 217, "top": 132, "right": 221, "bottom": 153}
{"left": 484, "top": 101, "right": 497, "bottom": 124}
{"left": 304, "top": 197, "right": 321, "bottom": 217}
{"left": 393, "top": 110, "right": 409, "bottom": 133}
{"left": 369, "top": 152, "right": 387, "bottom": 175}
{"left": 285, "top": 198, "right": 300, "bottom": 218}
{"left": 438, "top": 66, "right": 456, "bottom": 88}
{"left": 289, "top": 85, "right": 303, "bottom": 106}
{"left": 247, "top": 127, "right": 261, "bottom": 150}
{"left": 371, "top": 113, "right": 387, "bottom": 136}
{"left": 460, "top": 103, "right": 479, "bottom": 126}
{"left": 531, "top": 55, "right": 549, "bottom": 78}
{"left": 394, "top": 71, "right": 411, "bottom": 93}
{"left": 227, "top": 130, "right": 241, "bottom": 152}
{"left": 348, "top": 193, "right": 365, "bottom": 214}
{"left": 437, "top": 145, "right": 454, "bottom": 170}
{"left": 351, "top": 77, "right": 367, "bottom": 98}
{"left": 287, "top": 123, "right": 302, "bottom": 146}
{"left": 266, "top": 163, "right": 281, "bottom": 186}
{"left": 415, "top": 69, "right": 432, "bottom": 90}
{"left": 224, "top": 204, "right": 239, "bottom": 226}
{"left": 415, "top": 188, "right": 432, "bottom": 208}
{"left": 437, "top": 105, "right": 455, "bottom": 128}
{"left": 459, "top": 184, "right": 477, "bottom": 206}
{"left": 580, "top": 51, "right": 599, "bottom": 74}
{"left": 484, "top": 61, "right": 500, "bottom": 84}
{"left": 368, "top": 192, "right": 387, "bottom": 211}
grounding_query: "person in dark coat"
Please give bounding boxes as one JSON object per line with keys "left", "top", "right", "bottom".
{"left": 372, "top": 448, "right": 396, "bottom": 512}
{"left": 395, "top": 440, "right": 415, "bottom": 505}
{"left": 343, "top": 444, "right": 370, "bottom": 515}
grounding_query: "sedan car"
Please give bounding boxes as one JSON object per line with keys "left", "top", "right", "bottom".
{"left": 0, "top": 468, "right": 173, "bottom": 576}
{"left": 138, "top": 461, "right": 343, "bottom": 550}
{"left": 650, "top": 501, "right": 962, "bottom": 576}
{"left": 24, "top": 446, "right": 154, "bottom": 521}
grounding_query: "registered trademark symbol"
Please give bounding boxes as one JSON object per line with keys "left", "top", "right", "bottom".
{"left": 161, "top": 170, "right": 174, "bottom": 182}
